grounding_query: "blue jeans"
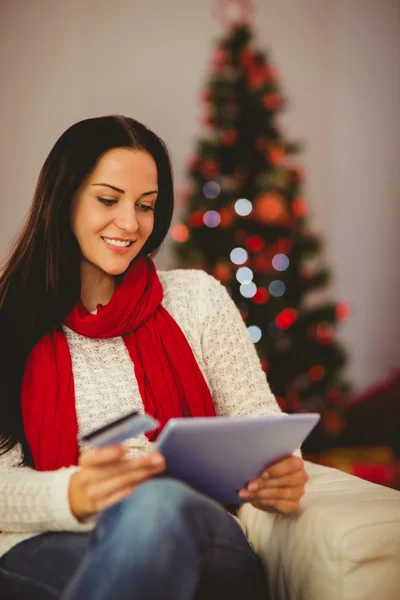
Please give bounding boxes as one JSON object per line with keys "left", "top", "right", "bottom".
{"left": 0, "top": 478, "right": 267, "bottom": 599}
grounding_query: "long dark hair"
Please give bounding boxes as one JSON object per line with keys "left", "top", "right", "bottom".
{"left": 0, "top": 115, "right": 174, "bottom": 465}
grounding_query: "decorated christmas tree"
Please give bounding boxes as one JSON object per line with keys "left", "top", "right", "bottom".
{"left": 172, "top": 17, "right": 351, "bottom": 442}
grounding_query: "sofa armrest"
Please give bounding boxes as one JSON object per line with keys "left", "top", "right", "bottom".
{"left": 238, "top": 461, "right": 400, "bottom": 600}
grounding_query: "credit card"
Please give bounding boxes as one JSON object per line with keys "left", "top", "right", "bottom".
{"left": 80, "top": 411, "right": 160, "bottom": 448}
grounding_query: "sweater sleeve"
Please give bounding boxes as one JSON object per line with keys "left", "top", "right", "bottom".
{"left": 0, "top": 442, "right": 94, "bottom": 534}
{"left": 199, "top": 273, "right": 282, "bottom": 417}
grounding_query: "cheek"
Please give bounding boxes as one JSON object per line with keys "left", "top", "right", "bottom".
{"left": 73, "top": 204, "right": 109, "bottom": 239}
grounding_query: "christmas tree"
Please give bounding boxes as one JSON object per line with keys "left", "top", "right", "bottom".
{"left": 172, "top": 21, "right": 351, "bottom": 442}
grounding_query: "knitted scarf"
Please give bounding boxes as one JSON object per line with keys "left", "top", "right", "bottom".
{"left": 21, "top": 257, "right": 216, "bottom": 471}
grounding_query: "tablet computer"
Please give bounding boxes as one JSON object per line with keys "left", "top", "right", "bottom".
{"left": 156, "top": 413, "right": 320, "bottom": 505}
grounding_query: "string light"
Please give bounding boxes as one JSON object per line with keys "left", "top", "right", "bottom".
{"left": 234, "top": 198, "right": 253, "bottom": 216}
{"left": 248, "top": 325, "right": 262, "bottom": 343}
{"left": 236, "top": 267, "right": 253, "bottom": 284}
{"left": 202, "top": 181, "right": 221, "bottom": 199}
{"left": 268, "top": 280, "right": 286, "bottom": 297}
{"left": 240, "top": 282, "right": 257, "bottom": 298}
{"left": 203, "top": 210, "right": 221, "bottom": 228}
{"left": 272, "top": 253, "right": 289, "bottom": 272}
{"left": 230, "top": 247, "right": 248, "bottom": 265}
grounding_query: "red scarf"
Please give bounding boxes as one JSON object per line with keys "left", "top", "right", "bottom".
{"left": 21, "top": 257, "right": 216, "bottom": 471}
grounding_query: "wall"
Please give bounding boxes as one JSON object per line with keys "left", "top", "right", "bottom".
{"left": 0, "top": 0, "right": 399, "bottom": 390}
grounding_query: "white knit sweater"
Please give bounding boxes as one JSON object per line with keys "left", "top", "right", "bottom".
{"left": 0, "top": 269, "right": 283, "bottom": 559}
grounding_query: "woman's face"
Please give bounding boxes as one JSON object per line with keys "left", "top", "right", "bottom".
{"left": 71, "top": 147, "right": 158, "bottom": 278}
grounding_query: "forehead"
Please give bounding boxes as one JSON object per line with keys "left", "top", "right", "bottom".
{"left": 90, "top": 148, "right": 158, "bottom": 188}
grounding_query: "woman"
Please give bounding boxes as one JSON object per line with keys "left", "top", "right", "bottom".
{"left": 0, "top": 115, "right": 308, "bottom": 599}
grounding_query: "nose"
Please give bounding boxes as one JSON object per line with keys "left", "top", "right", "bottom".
{"left": 114, "top": 201, "right": 139, "bottom": 234}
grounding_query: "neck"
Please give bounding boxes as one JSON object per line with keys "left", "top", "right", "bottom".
{"left": 80, "top": 261, "right": 116, "bottom": 312}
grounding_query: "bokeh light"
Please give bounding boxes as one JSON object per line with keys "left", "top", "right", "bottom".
{"left": 240, "top": 282, "right": 257, "bottom": 298}
{"left": 203, "top": 181, "right": 221, "bottom": 199}
{"left": 236, "top": 267, "right": 253, "bottom": 284}
{"left": 230, "top": 247, "right": 248, "bottom": 265}
{"left": 248, "top": 325, "right": 262, "bottom": 343}
{"left": 234, "top": 198, "right": 253, "bottom": 216}
{"left": 170, "top": 224, "right": 190, "bottom": 243}
{"left": 268, "top": 280, "right": 286, "bottom": 297}
{"left": 203, "top": 210, "right": 221, "bottom": 228}
{"left": 272, "top": 253, "right": 289, "bottom": 272}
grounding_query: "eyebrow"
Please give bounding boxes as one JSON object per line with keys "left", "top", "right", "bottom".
{"left": 91, "top": 183, "right": 158, "bottom": 197}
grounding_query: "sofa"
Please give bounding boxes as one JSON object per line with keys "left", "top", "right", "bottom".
{"left": 238, "top": 460, "right": 400, "bottom": 600}
{"left": 1, "top": 460, "right": 399, "bottom": 599}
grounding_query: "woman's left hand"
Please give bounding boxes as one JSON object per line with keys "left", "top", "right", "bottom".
{"left": 238, "top": 455, "right": 308, "bottom": 514}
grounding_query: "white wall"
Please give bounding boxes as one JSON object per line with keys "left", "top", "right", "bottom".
{"left": 0, "top": 0, "right": 399, "bottom": 391}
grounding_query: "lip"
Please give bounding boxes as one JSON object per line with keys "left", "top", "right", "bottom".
{"left": 102, "top": 237, "right": 136, "bottom": 255}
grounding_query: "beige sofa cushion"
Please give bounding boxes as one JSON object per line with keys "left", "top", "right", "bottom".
{"left": 238, "top": 461, "right": 400, "bottom": 600}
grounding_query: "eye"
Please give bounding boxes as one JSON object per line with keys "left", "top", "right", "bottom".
{"left": 97, "top": 197, "right": 117, "bottom": 207}
{"left": 137, "top": 204, "right": 154, "bottom": 212}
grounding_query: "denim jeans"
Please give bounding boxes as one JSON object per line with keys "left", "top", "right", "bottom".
{"left": 0, "top": 478, "right": 267, "bottom": 599}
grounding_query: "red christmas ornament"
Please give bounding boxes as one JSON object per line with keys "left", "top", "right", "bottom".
{"left": 219, "top": 207, "right": 235, "bottom": 228}
{"left": 267, "top": 145, "right": 286, "bottom": 166}
{"left": 245, "top": 234, "right": 265, "bottom": 253}
{"left": 336, "top": 302, "right": 351, "bottom": 322}
{"left": 308, "top": 365, "right": 325, "bottom": 382}
{"left": 201, "top": 160, "right": 219, "bottom": 178}
{"left": 199, "top": 90, "right": 213, "bottom": 104}
{"left": 202, "top": 113, "right": 217, "bottom": 128}
{"left": 263, "top": 93, "right": 282, "bottom": 111}
{"left": 239, "top": 48, "right": 254, "bottom": 70}
{"left": 212, "top": 46, "right": 229, "bottom": 69}
{"left": 247, "top": 67, "right": 267, "bottom": 90}
{"left": 219, "top": 129, "right": 237, "bottom": 146}
{"left": 315, "top": 321, "right": 334, "bottom": 344}
{"left": 301, "top": 266, "right": 315, "bottom": 282}
{"left": 275, "top": 308, "right": 298, "bottom": 330}
{"left": 189, "top": 210, "right": 205, "bottom": 228}
{"left": 290, "top": 165, "right": 304, "bottom": 181}
{"left": 214, "top": 262, "right": 232, "bottom": 284}
{"left": 276, "top": 238, "right": 293, "bottom": 254}
{"left": 252, "top": 287, "right": 270, "bottom": 305}
{"left": 254, "top": 192, "right": 287, "bottom": 224}
{"left": 292, "top": 197, "right": 308, "bottom": 218}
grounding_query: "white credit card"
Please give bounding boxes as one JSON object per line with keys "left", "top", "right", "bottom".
{"left": 80, "top": 411, "right": 160, "bottom": 448}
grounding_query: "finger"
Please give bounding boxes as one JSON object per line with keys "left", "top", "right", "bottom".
{"left": 239, "top": 484, "right": 305, "bottom": 502}
{"left": 80, "top": 454, "right": 165, "bottom": 486}
{"left": 95, "top": 484, "right": 137, "bottom": 513}
{"left": 79, "top": 445, "right": 127, "bottom": 467}
{"left": 252, "top": 498, "right": 301, "bottom": 514}
{"left": 262, "top": 456, "right": 304, "bottom": 480}
{"left": 262, "top": 470, "right": 309, "bottom": 488}
{"left": 85, "top": 462, "right": 165, "bottom": 501}
{"left": 255, "top": 485, "right": 305, "bottom": 502}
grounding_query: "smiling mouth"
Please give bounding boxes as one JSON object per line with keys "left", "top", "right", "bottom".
{"left": 102, "top": 237, "right": 134, "bottom": 248}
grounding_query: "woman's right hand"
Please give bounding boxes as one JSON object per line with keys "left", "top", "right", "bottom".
{"left": 68, "top": 445, "right": 166, "bottom": 521}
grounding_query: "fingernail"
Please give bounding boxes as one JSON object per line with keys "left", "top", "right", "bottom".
{"left": 248, "top": 482, "right": 258, "bottom": 492}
